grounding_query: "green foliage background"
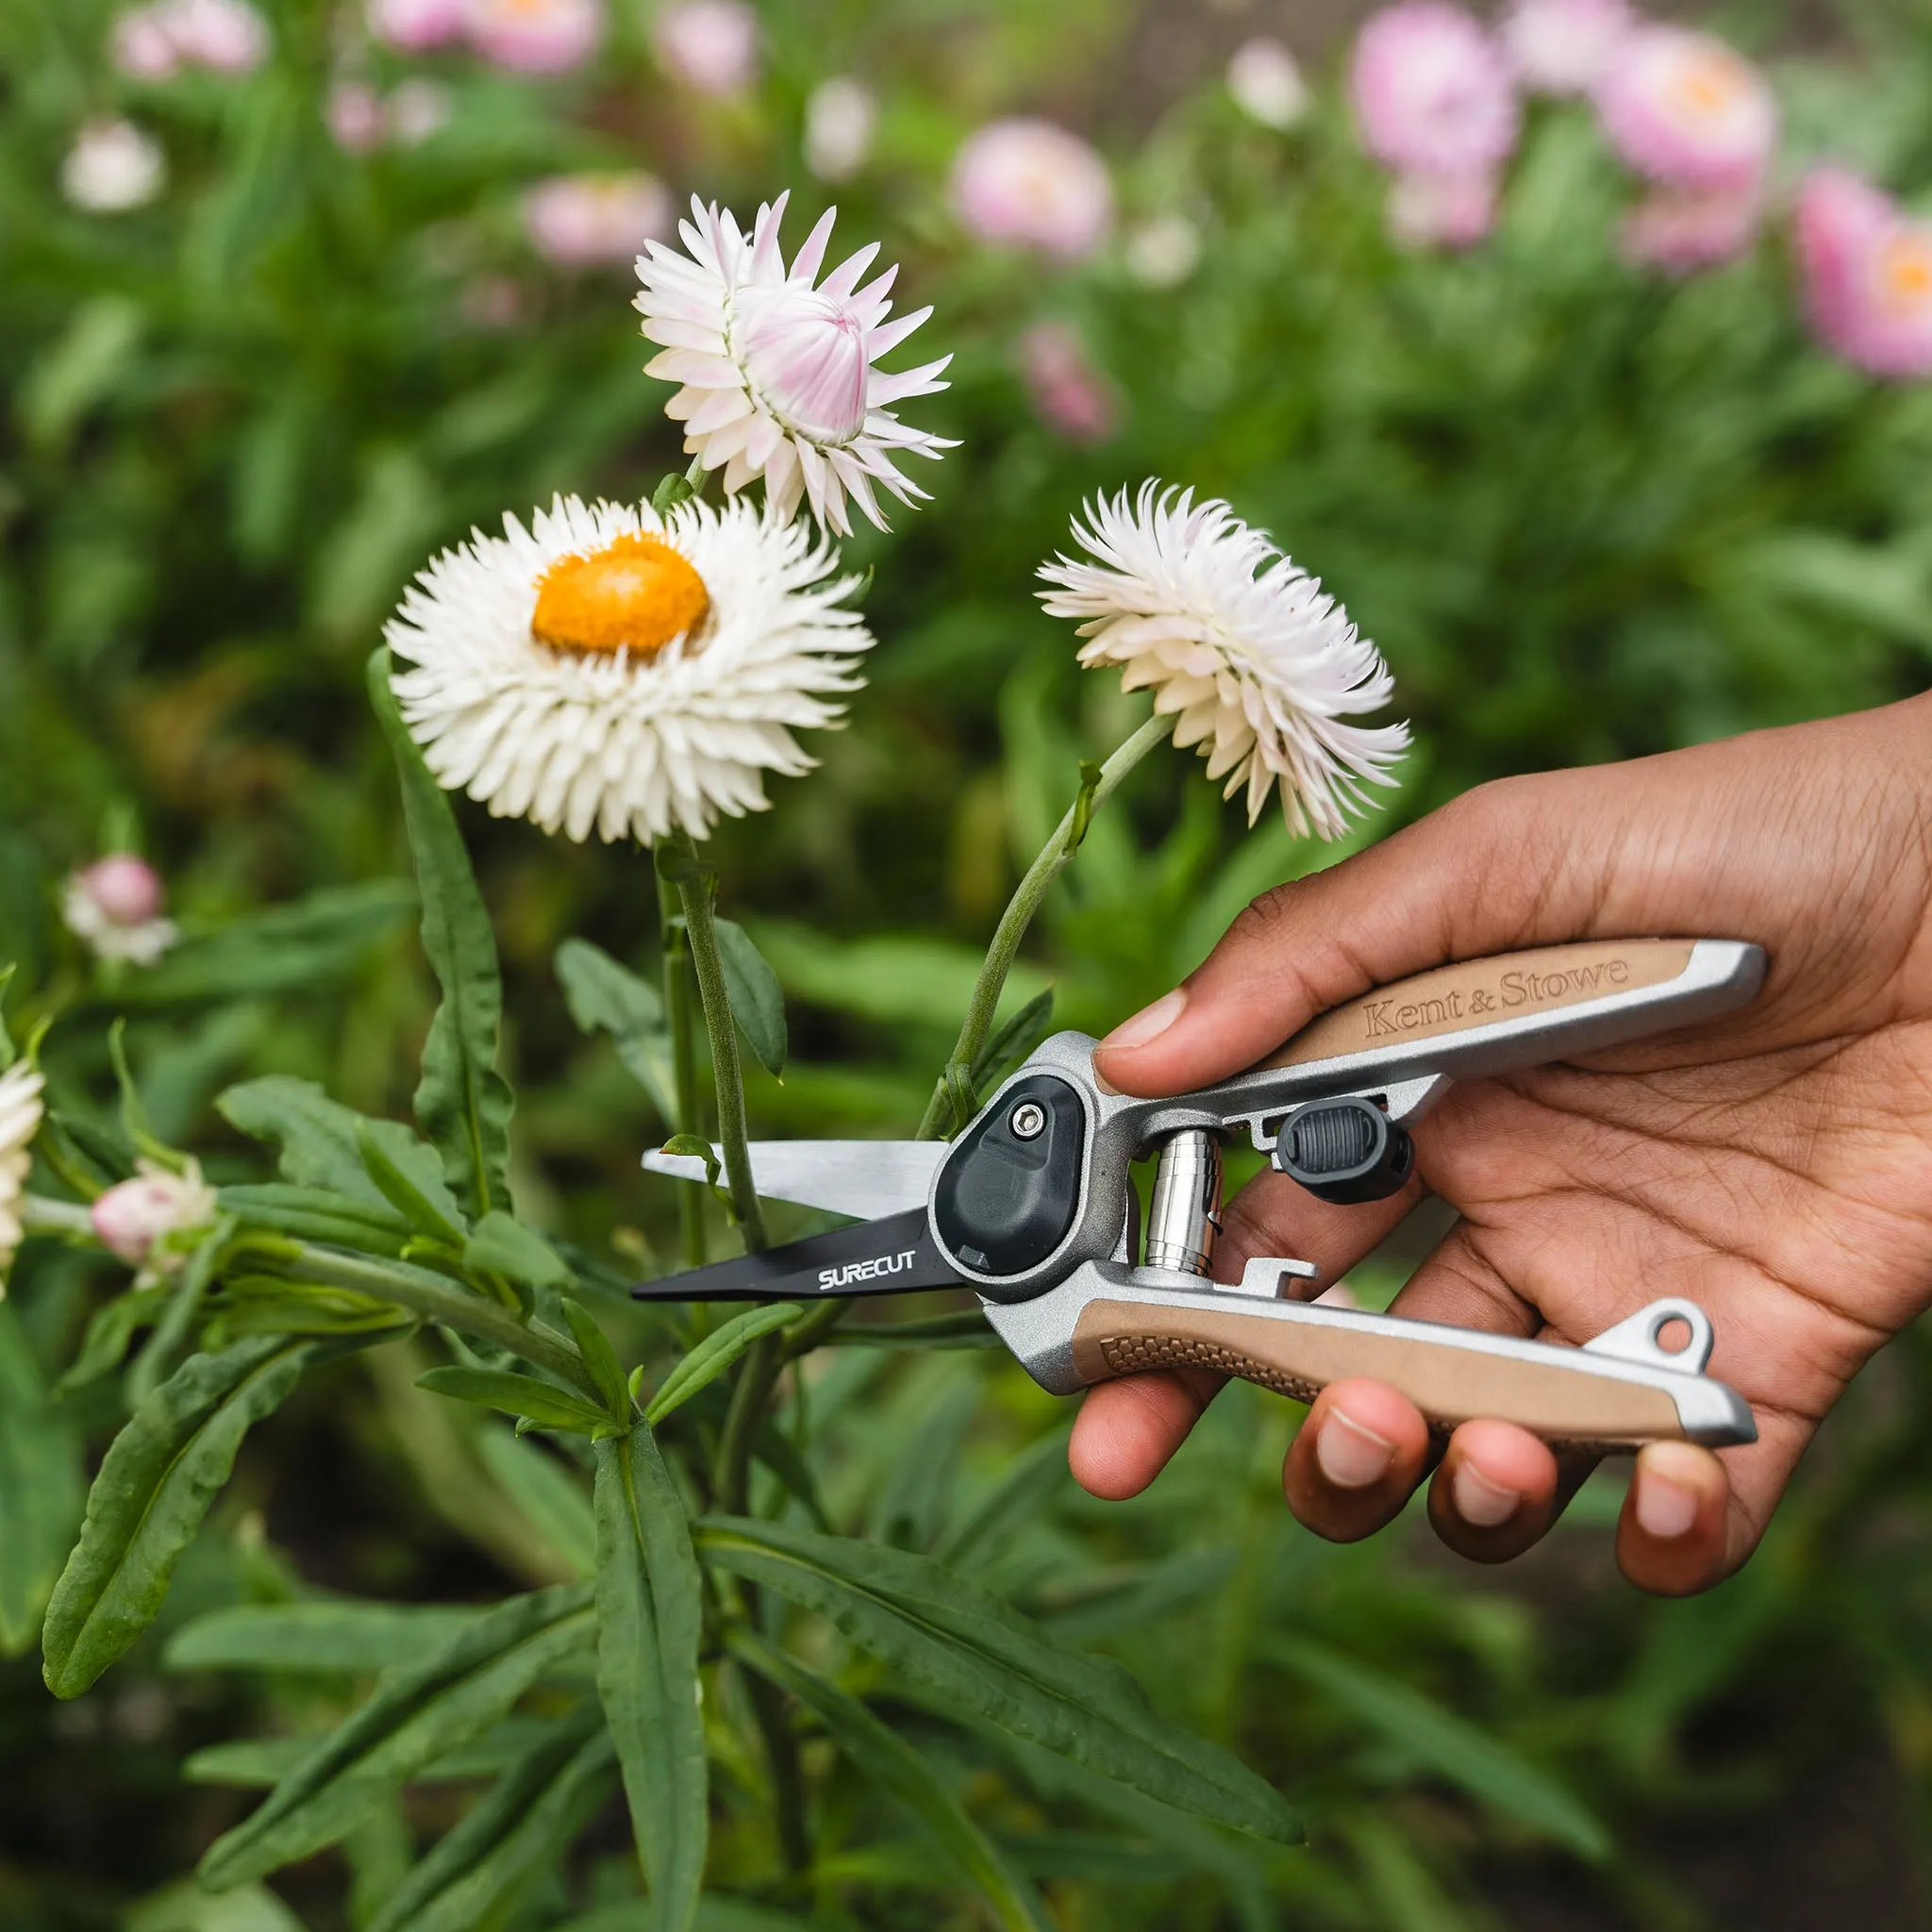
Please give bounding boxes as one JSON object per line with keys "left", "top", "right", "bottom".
{"left": 5, "top": 0, "right": 1932, "bottom": 1925}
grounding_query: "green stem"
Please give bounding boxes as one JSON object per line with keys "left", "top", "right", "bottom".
{"left": 664, "top": 835, "right": 766, "bottom": 1254}
{"left": 658, "top": 873, "right": 707, "bottom": 1270}
{"left": 915, "top": 711, "right": 1170, "bottom": 1139}
{"left": 715, "top": 1333, "right": 782, "bottom": 1516}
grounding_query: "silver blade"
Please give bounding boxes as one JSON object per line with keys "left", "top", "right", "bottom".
{"left": 641, "top": 1140, "right": 946, "bottom": 1220}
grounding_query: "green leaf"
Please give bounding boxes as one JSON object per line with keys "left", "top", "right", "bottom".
{"left": 367, "top": 650, "right": 515, "bottom": 1221}
{"left": 116, "top": 883, "right": 416, "bottom": 1008}
{"left": 821, "top": 1309, "right": 999, "bottom": 1350}
{"left": 1066, "top": 760, "right": 1103, "bottom": 852}
{"left": 557, "top": 938, "right": 675, "bottom": 1119}
{"left": 415, "top": 1367, "right": 611, "bottom": 1438}
{"left": 934, "top": 1424, "right": 1071, "bottom": 1570}
{"left": 730, "top": 1628, "right": 1049, "bottom": 1932}
{"left": 1269, "top": 1636, "right": 1609, "bottom": 1860}
{"left": 42, "top": 1337, "right": 323, "bottom": 1698}
{"left": 745, "top": 924, "right": 1050, "bottom": 1033}
{"left": 476, "top": 1427, "right": 597, "bottom": 1578}
{"left": 165, "top": 1601, "right": 488, "bottom": 1675}
{"left": 594, "top": 1427, "right": 708, "bottom": 1932}
{"left": 126, "top": 1877, "right": 307, "bottom": 1932}
{"left": 217, "top": 1077, "right": 400, "bottom": 1213}
{"left": 55, "top": 1283, "right": 172, "bottom": 1394}
{"left": 0, "top": 1303, "right": 84, "bottom": 1656}
{"left": 217, "top": 1185, "right": 409, "bottom": 1256}
{"left": 198, "top": 1582, "right": 594, "bottom": 1888}
{"left": 642, "top": 1303, "right": 802, "bottom": 1425}
{"left": 713, "top": 918, "right": 788, "bottom": 1079}
{"left": 698, "top": 1518, "right": 1297, "bottom": 1844}
{"left": 367, "top": 1713, "right": 615, "bottom": 1932}
{"left": 562, "top": 1299, "right": 628, "bottom": 1420}
{"left": 464, "top": 1211, "right": 572, "bottom": 1295}
{"left": 356, "top": 1120, "right": 469, "bottom": 1244}
{"left": 126, "top": 1217, "right": 234, "bottom": 1409}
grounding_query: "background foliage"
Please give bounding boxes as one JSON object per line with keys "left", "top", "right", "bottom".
{"left": 4, "top": 0, "right": 1932, "bottom": 1925}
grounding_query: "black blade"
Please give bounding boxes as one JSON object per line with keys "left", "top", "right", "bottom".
{"left": 631, "top": 1208, "right": 965, "bottom": 1304}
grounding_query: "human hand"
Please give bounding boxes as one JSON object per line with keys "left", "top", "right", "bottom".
{"left": 1071, "top": 694, "right": 1932, "bottom": 1593}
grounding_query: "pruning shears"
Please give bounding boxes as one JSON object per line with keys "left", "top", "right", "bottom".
{"left": 636, "top": 940, "right": 1765, "bottom": 1450}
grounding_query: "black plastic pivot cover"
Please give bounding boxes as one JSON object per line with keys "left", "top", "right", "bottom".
{"left": 932, "top": 1074, "right": 1085, "bottom": 1283}
{"left": 1274, "top": 1097, "right": 1414, "bottom": 1205}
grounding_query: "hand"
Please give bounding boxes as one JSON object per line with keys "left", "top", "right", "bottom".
{"left": 1070, "top": 694, "right": 1932, "bottom": 1593}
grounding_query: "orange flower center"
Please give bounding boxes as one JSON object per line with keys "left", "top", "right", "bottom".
{"left": 530, "top": 533, "right": 709, "bottom": 658}
{"left": 1878, "top": 232, "right": 1932, "bottom": 308}
{"left": 1674, "top": 52, "right": 1744, "bottom": 119}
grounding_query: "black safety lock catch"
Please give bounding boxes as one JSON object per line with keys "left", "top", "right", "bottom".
{"left": 1273, "top": 1096, "right": 1415, "bottom": 1205}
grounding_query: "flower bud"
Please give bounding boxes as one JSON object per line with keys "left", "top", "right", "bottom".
{"left": 91, "top": 1162, "right": 216, "bottom": 1271}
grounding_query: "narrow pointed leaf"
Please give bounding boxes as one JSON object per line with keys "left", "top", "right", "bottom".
{"left": 367, "top": 1712, "right": 615, "bottom": 1932}
{"left": 198, "top": 1582, "right": 594, "bottom": 1888}
{"left": 562, "top": 1299, "right": 628, "bottom": 1420}
{"left": 368, "top": 649, "right": 514, "bottom": 1220}
{"left": 217, "top": 1183, "right": 409, "bottom": 1255}
{"left": 730, "top": 1629, "right": 1049, "bottom": 1932}
{"left": 477, "top": 1428, "right": 597, "bottom": 1579}
{"left": 0, "top": 1303, "right": 83, "bottom": 1655}
{"left": 713, "top": 918, "right": 788, "bottom": 1079}
{"left": 465, "top": 1210, "right": 572, "bottom": 1294}
{"left": 557, "top": 938, "right": 675, "bottom": 1120}
{"left": 415, "top": 1366, "right": 609, "bottom": 1437}
{"left": 165, "top": 1601, "right": 487, "bottom": 1674}
{"left": 698, "top": 1518, "right": 1297, "bottom": 1843}
{"left": 42, "top": 1338, "right": 321, "bottom": 1698}
{"left": 594, "top": 1427, "right": 708, "bottom": 1931}
{"left": 934, "top": 1424, "right": 1071, "bottom": 1570}
{"left": 968, "top": 989, "right": 1055, "bottom": 1092}
{"left": 643, "top": 1303, "right": 802, "bottom": 1425}
{"left": 356, "top": 1120, "right": 469, "bottom": 1243}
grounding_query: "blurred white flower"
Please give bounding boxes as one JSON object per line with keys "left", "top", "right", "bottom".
{"left": 61, "top": 120, "right": 166, "bottom": 212}
{"left": 951, "top": 118, "right": 1114, "bottom": 260}
{"left": 1388, "top": 167, "right": 1498, "bottom": 248}
{"left": 386, "top": 494, "right": 874, "bottom": 845}
{"left": 327, "top": 82, "right": 386, "bottom": 154}
{"left": 1227, "top": 38, "right": 1309, "bottom": 130}
{"left": 464, "top": 0, "right": 601, "bottom": 74}
{"left": 1039, "top": 484, "right": 1407, "bottom": 837}
{"left": 635, "top": 192, "right": 953, "bottom": 536}
{"left": 1499, "top": 0, "right": 1629, "bottom": 94}
{"left": 390, "top": 78, "right": 451, "bottom": 142}
{"left": 651, "top": 0, "right": 757, "bottom": 94}
{"left": 0, "top": 1061, "right": 44, "bottom": 1293}
{"left": 1124, "top": 212, "right": 1202, "bottom": 288}
{"left": 112, "top": 0, "right": 268, "bottom": 77}
{"left": 63, "top": 855, "right": 179, "bottom": 965}
{"left": 525, "top": 172, "right": 671, "bottom": 266}
{"left": 367, "top": 0, "right": 464, "bottom": 52}
{"left": 92, "top": 1159, "right": 219, "bottom": 1277}
{"left": 805, "top": 76, "right": 876, "bottom": 181}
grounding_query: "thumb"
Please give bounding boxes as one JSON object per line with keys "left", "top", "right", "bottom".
{"left": 1094, "top": 770, "right": 1624, "bottom": 1098}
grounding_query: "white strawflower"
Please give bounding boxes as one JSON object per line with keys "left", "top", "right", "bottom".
{"left": 61, "top": 119, "right": 165, "bottom": 212}
{"left": 634, "top": 192, "right": 953, "bottom": 538}
{"left": 386, "top": 493, "right": 873, "bottom": 845}
{"left": 804, "top": 76, "right": 876, "bottom": 182}
{"left": 1124, "top": 213, "right": 1202, "bottom": 288}
{"left": 63, "top": 855, "right": 179, "bottom": 966}
{"left": 91, "top": 1158, "right": 218, "bottom": 1278}
{"left": 1227, "top": 38, "right": 1310, "bottom": 130}
{"left": 1038, "top": 484, "right": 1408, "bottom": 837}
{"left": 0, "top": 1062, "right": 45, "bottom": 1292}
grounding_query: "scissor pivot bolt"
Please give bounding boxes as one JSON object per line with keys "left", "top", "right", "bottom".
{"left": 1008, "top": 1102, "right": 1046, "bottom": 1141}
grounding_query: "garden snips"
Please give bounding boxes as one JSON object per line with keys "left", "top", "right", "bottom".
{"left": 635, "top": 940, "right": 1766, "bottom": 1450}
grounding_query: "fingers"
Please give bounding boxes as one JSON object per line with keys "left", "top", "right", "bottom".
{"left": 1617, "top": 1441, "right": 1735, "bottom": 1594}
{"left": 1284, "top": 1379, "right": 1434, "bottom": 1540}
{"left": 1068, "top": 1364, "right": 1224, "bottom": 1500}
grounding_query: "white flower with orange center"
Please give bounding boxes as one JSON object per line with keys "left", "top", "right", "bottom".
{"left": 0, "top": 1060, "right": 45, "bottom": 1291}
{"left": 385, "top": 494, "right": 873, "bottom": 845}
{"left": 634, "top": 192, "right": 953, "bottom": 538}
{"left": 1039, "top": 485, "right": 1407, "bottom": 838}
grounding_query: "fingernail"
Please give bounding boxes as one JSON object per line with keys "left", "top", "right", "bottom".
{"left": 1451, "top": 1460, "right": 1522, "bottom": 1529}
{"left": 1635, "top": 1470, "right": 1699, "bottom": 1540}
{"left": 1315, "top": 1410, "right": 1396, "bottom": 1490}
{"left": 1100, "top": 988, "right": 1187, "bottom": 1053}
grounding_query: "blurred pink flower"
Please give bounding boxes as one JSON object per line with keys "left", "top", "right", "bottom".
{"left": 525, "top": 172, "right": 671, "bottom": 266}
{"left": 805, "top": 75, "right": 876, "bottom": 182}
{"left": 328, "top": 81, "right": 386, "bottom": 153}
{"left": 390, "top": 78, "right": 451, "bottom": 142}
{"left": 367, "top": 0, "right": 464, "bottom": 52}
{"left": 1020, "top": 322, "right": 1118, "bottom": 442}
{"left": 1498, "top": 0, "right": 1630, "bottom": 95}
{"left": 1387, "top": 168, "right": 1498, "bottom": 247}
{"left": 1227, "top": 37, "right": 1309, "bottom": 131}
{"left": 651, "top": 0, "right": 757, "bottom": 95}
{"left": 111, "top": 0, "right": 267, "bottom": 79}
{"left": 1794, "top": 167, "right": 1932, "bottom": 380}
{"left": 63, "top": 856, "right": 177, "bottom": 965}
{"left": 463, "top": 0, "right": 601, "bottom": 74}
{"left": 1622, "top": 180, "right": 1761, "bottom": 273}
{"left": 952, "top": 118, "right": 1113, "bottom": 260}
{"left": 1594, "top": 26, "right": 1775, "bottom": 192}
{"left": 1351, "top": 3, "right": 1518, "bottom": 177}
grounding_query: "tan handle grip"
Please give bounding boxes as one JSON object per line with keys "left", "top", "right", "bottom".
{"left": 1265, "top": 939, "right": 1700, "bottom": 1070}
{"left": 1071, "top": 1296, "right": 1720, "bottom": 1446}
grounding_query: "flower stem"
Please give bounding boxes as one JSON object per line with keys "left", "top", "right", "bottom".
{"left": 915, "top": 711, "right": 1170, "bottom": 1140}
{"left": 658, "top": 874, "right": 708, "bottom": 1270}
{"left": 662, "top": 834, "right": 766, "bottom": 1254}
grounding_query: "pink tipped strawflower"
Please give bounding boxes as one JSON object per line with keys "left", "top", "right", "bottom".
{"left": 463, "top": 0, "right": 601, "bottom": 74}
{"left": 1019, "top": 323, "right": 1118, "bottom": 444}
{"left": 1594, "top": 26, "right": 1776, "bottom": 192}
{"left": 112, "top": 0, "right": 268, "bottom": 77}
{"left": 1499, "top": 0, "right": 1630, "bottom": 95}
{"left": 525, "top": 173, "right": 671, "bottom": 266}
{"left": 91, "top": 1160, "right": 218, "bottom": 1274}
{"left": 328, "top": 82, "right": 386, "bottom": 154}
{"left": 1351, "top": 3, "right": 1519, "bottom": 178}
{"left": 63, "top": 855, "right": 179, "bottom": 966}
{"left": 951, "top": 119, "right": 1114, "bottom": 260}
{"left": 1795, "top": 167, "right": 1932, "bottom": 380}
{"left": 367, "top": 0, "right": 464, "bottom": 52}
{"left": 651, "top": 0, "right": 758, "bottom": 95}
{"left": 1622, "top": 180, "right": 1761, "bottom": 274}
